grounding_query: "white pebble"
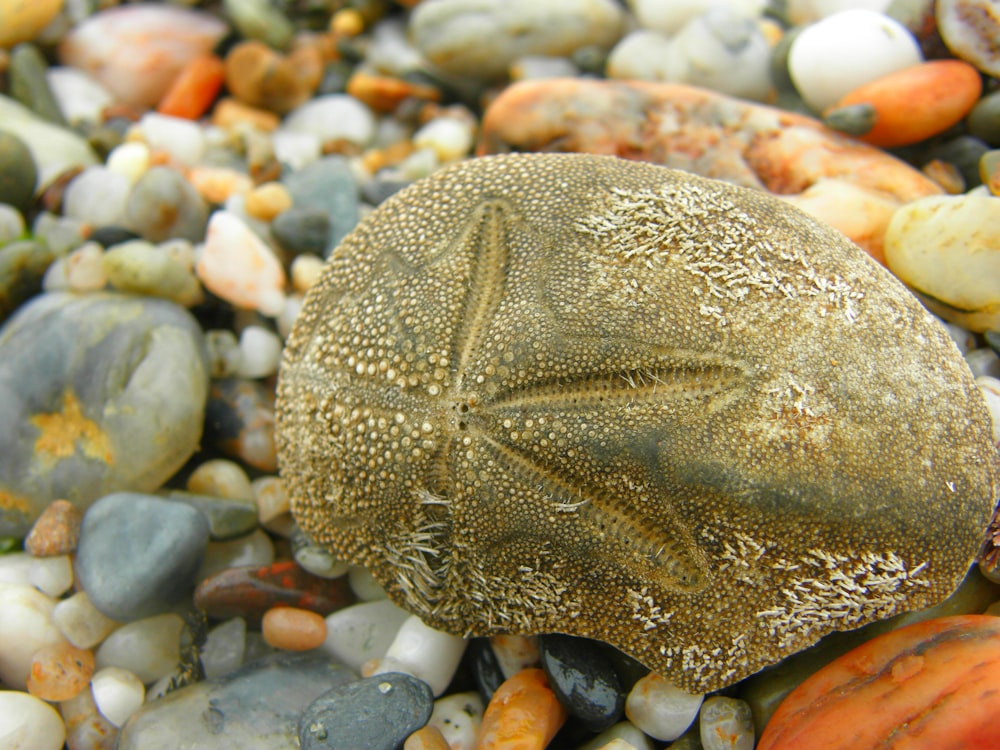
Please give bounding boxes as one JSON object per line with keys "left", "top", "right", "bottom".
{"left": 366, "top": 17, "right": 425, "bottom": 76}
{"left": 413, "top": 116, "right": 476, "bottom": 164}
{"left": 272, "top": 130, "right": 322, "bottom": 171}
{"left": 290, "top": 254, "right": 325, "bottom": 294}
{"left": 699, "top": 696, "right": 754, "bottom": 750}
{"left": 321, "top": 598, "right": 411, "bottom": 671}
{"left": 196, "top": 210, "right": 287, "bottom": 317}
{"left": 0, "top": 584, "right": 68, "bottom": 690}
{"left": 45, "top": 66, "right": 113, "bottom": 125}
{"left": 235, "top": 325, "right": 283, "bottom": 379}
{"left": 277, "top": 294, "right": 304, "bottom": 340}
{"left": 201, "top": 617, "right": 247, "bottom": 679}
{"left": 490, "top": 635, "right": 540, "bottom": 679}
{"left": 428, "top": 691, "right": 484, "bottom": 750}
{"left": 348, "top": 565, "right": 388, "bottom": 601}
{"left": 281, "top": 94, "right": 376, "bottom": 149}
{"left": 198, "top": 529, "right": 276, "bottom": 582}
{"left": 91, "top": 666, "right": 145, "bottom": 728}
{"left": 95, "top": 613, "right": 183, "bottom": 684}
{"left": 205, "top": 329, "right": 243, "bottom": 378}
{"left": 65, "top": 242, "right": 108, "bottom": 292}
{"left": 0, "top": 204, "right": 26, "bottom": 244}
{"left": 374, "top": 615, "right": 467, "bottom": 696}
{"left": 578, "top": 721, "right": 655, "bottom": 750}
{"left": 511, "top": 54, "right": 580, "bottom": 80}
{"left": 105, "top": 141, "right": 152, "bottom": 185}
{"left": 627, "top": 0, "right": 766, "bottom": 34}
{"left": 0, "top": 690, "right": 66, "bottom": 750}
{"left": 62, "top": 166, "right": 131, "bottom": 226}
{"left": 53, "top": 592, "right": 120, "bottom": 650}
{"left": 786, "top": 0, "right": 892, "bottom": 24}
{"left": 788, "top": 9, "right": 921, "bottom": 111}
{"left": 624, "top": 672, "right": 704, "bottom": 742}
{"left": 977, "top": 375, "right": 1000, "bottom": 446}
{"left": 189, "top": 457, "right": 255, "bottom": 501}
{"left": 252, "top": 475, "right": 293, "bottom": 535}
{"left": 967, "top": 348, "right": 1000, "bottom": 380}
{"left": 293, "top": 539, "right": 350, "bottom": 579}
{"left": 138, "top": 112, "right": 207, "bottom": 166}
{"left": 0, "top": 552, "right": 73, "bottom": 597}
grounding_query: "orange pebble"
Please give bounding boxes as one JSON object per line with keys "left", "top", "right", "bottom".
{"left": 245, "top": 182, "right": 294, "bottom": 222}
{"left": 347, "top": 71, "right": 441, "bottom": 113}
{"left": 212, "top": 97, "right": 281, "bottom": 132}
{"left": 26, "top": 642, "right": 95, "bottom": 701}
{"left": 476, "top": 668, "right": 567, "bottom": 750}
{"left": 261, "top": 606, "right": 328, "bottom": 651}
{"left": 404, "top": 725, "right": 451, "bottom": 750}
{"left": 157, "top": 54, "right": 226, "bottom": 120}
{"left": 187, "top": 165, "right": 255, "bottom": 204}
{"left": 828, "top": 60, "right": 982, "bottom": 148}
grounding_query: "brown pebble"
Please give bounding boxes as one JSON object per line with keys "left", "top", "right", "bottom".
{"left": 403, "top": 725, "right": 451, "bottom": 750}
{"left": 224, "top": 41, "right": 323, "bottom": 115}
{"left": 261, "top": 606, "right": 328, "bottom": 651}
{"left": 26, "top": 642, "right": 96, "bottom": 701}
{"left": 25, "top": 499, "right": 82, "bottom": 557}
{"left": 212, "top": 97, "right": 281, "bottom": 132}
{"left": 346, "top": 71, "right": 441, "bottom": 113}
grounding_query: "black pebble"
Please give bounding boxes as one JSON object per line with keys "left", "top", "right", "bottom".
{"left": 539, "top": 634, "right": 625, "bottom": 733}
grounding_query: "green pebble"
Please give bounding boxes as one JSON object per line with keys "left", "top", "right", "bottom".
{"left": 9, "top": 44, "right": 66, "bottom": 126}
{"left": 0, "top": 131, "right": 38, "bottom": 213}
{"left": 0, "top": 537, "right": 20, "bottom": 554}
{"left": 102, "top": 240, "right": 202, "bottom": 306}
{"left": 967, "top": 89, "right": 1000, "bottom": 147}
{"left": 223, "top": 0, "right": 294, "bottom": 50}
{"left": 161, "top": 490, "right": 259, "bottom": 541}
{"left": 823, "top": 103, "right": 877, "bottom": 137}
{"left": 979, "top": 149, "right": 1000, "bottom": 194}
{"left": 0, "top": 240, "right": 55, "bottom": 323}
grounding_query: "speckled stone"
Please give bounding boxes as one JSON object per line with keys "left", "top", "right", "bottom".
{"left": 24, "top": 499, "right": 82, "bottom": 557}
{"left": 117, "top": 652, "right": 356, "bottom": 749}
{"left": 299, "top": 672, "right": 434, "bottom": 750}
{"left": 76, "top": 492, "right": 210, "bottom": 621}
{"left": 0, "top": 292, "right": 210, "bottom": 536}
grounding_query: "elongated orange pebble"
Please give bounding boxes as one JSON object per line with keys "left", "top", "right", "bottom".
{"left": 758, "top": 615, "right": 1000, "bottom": 750}
{"left": 476, "top": 668, "right": 567, "bottom": 750}
{"left": 157, "top": 54, "right": 226, "bottom": 120}
{"left": 827, "top": 60, "right": 982, "bottom": 148}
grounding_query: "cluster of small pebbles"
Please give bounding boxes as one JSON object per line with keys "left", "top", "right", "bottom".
{"left": 2, "top": 0, "right": 1000, "bottom": 748}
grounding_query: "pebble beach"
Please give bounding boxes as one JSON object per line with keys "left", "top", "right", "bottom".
{"left": 2, "top": 0, "right": 1000, "bottom": 748}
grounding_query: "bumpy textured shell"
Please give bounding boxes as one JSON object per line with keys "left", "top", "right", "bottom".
{"left": 276, "top": 153, "right": 998, "bottom": 693}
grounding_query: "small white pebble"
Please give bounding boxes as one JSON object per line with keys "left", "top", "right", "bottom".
{"left": 320, "top": 598, "right": 410, "bottom": 671}
{"left": 188, "top": 458, "right": 254, "bottom": 501}
{"left": 0, "top": 690, "right": 66, "bottom": 750}
{"left": 272, "top": 131, "right": 322, "bottom": 171}
{"left": 53, "top": 592, "right": 120, "bottom": 650}
{"left": 291, "top": 254, "right": 325, "bottom": 294}
{"left": 413, "top": 116, "right": 475, "bottom": 163}
{"left": 0, "top": 553, "right": 73, "bottom": 597}
{"left": 139, "top": 112, "right": 207, "bottom": 166}
{"left": 235, "top": 325, "right": 283, "bottom": 379}
{"left": 278, "top": 294, "right": 305, "bottom": 340}
{"left": 95, "top": 613, "right": 183, "bottom": 684}
{"left": 0, "top": 584, "right": 68, "bottom": 690}
{"left": 428, "top": 691, "right": 484, "bottom": 750}
{"left": 282, "top": 94, "right": 376, "bottom": 148}
{"left": 968, "top": 348, "right": 1000, "bottom": 379}
{"left": 62, "top": 167, "right": 131, "bottom": 226}
{"left": 65, "top": 242, "right": 108, "bottom": 292}
{"left": 348, "top": 565, "right": 388, "bottom": 602}
{"left": 252, "top": 475, "right": 292, "bottom": 533}
{"left": 374, "top": 614, "right": 467, "bottom": 696}
{"left": 490, "top": 635, "right": 540, "bottom": 679}
{"left": 625, "top": 672, "right": 704, "bottom": 742}
{"left": 91, "top": 666, "right": 145, "bottom": 727}
{"left": 0, "top": 204, "right": 26, "bottom": 244}
{"left": 105, "top": 141, "right": 152, "bottom": 184}
{"left": 46, "top": 66, "right": 113, "bottom": 124}
{"left": 786, "top": 0, "right": 892, "bottom": 25}
{"left": 578, "top": 721, "right": 655, "bottom": 750}
{"left": 510, "top": 55, "right": 580, "bottom": 81}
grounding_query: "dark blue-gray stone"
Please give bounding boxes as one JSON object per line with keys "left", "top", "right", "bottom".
{"left": 118, "top": 652, "right": 357, "bottom": 750}
{"left": 160, "top": 490, "right": 259, "bottom": 540}
{"left": 468, "top": 638, "right": 504, "bottom": 703}
{"left": 76, "top": 491, "right": 210, "bottom": 621}
{"left": 299, "top": 672, "right": 433, "bottom": 750}
{"left": 283, "top": 156, "right": 359, "bottom": 253}
{"left": 539, "top": 634, "right": 625, "bottom": 732}
{"left": 0, "top": 292, "right": 209, "bottom": 536}
{"left": 271, "top": 207, "right": 332, "bottom": 256}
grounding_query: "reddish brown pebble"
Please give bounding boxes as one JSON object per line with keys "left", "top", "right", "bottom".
{"left": 26, "top": 642, "right": 96, "bottom": 701}
{"left": 193, "top": 561, "right": 355, "bottom": 626}
{"left": 404, "top": 725, "right": 451, "bottom": 750}
{"left": 261, "top": 606, "right": 328, "bottom": 651}
{"left": 477, "top": 668, "right": 567, "bottom": 750}
{"left": 25, "top": 499, "right": 83, "bottom": 557}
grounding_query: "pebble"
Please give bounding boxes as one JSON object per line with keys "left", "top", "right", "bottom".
{"left": 282, "top": 155, "right": 361, "bottom": 251}
{"left": 76, "top": 492, "right": 210, "bottom": 621}
{"left": 117, "top": 652, "right": 356, "bottom": 749}
{"left": 187, "top": 458, "right": 255, "bottom": 502}
{"left": 967, "top": 347, "right": 1000, "bottom": 380}
{"left": 577, "top": 721, "right": 655, "bottom": 750}
{"left": 374, "top": 614, "right": 468, "bottom": 697}
{"left": 196, "top": 209, "right": 287, "bottom": 316}
{"left": 491, "top": 634, "right": 541, "bottom": 678}
{"left": 235, "top": 325, "right": 283, "bottom": 379}
{"left": 700, "top": 696, "right": 755, "bottom": 750}
{"left": 291, "top": 525, "right": 350, "bottom": 579}
{"left": 624, "top": 672, "right": 704, "bottom": 742}
{"left": 254, "top": 475, "right": 295, "bottom": 535}
{"left": 0, "top": 0, "right": 62, "bottom": 47}
{"left": 0, "top": 690, "right": 66, "bottom": 750}
{"left": 346, "top": 72, "right": 442, "bottom": 113}
{"left": 538, "top": 634, "right": 625, "bottom": 732}
{"left": 476, "top": 668, "right": 567, "bottom": 750}
{"left": 884, "top": 193, "right": 1000, "bottom": 331}
{"left": 194, "top": 560, "right": 355, "bottom": 626}
{"left": 62, "top": 166, "right": 130, "bottom": 226}
{"left": 320, "top": 598, "right": 411, "bottom": 671}
{"left": 196, "top": 528, "right": 276, "bottom": 582}
{"left": 224, "top": 42, "right": 324, "bottom": 116}
{"left": 0, "top": 202, "right": 27, "bottom": 243}
{"left": 94, "top": 613, "right": 183, "bottom": 684}
{"left": 137, "top": 112, "right": 207, "bottom": 167}
{"left": 0, "top": 130, "right": 38, "bottom": 213}
{"left": 410, "top": 0, "right": 625, "bottom": 79}
{"left": 9, "top": 43, "right": 65, "bottom": 126}
{"left": 827, "top": 60, "right": 982, "bottom": 147}
{"left": 467, "top": 639, "right": 505, "bottom": 702}
{"left": 0, "top": 240, "right": 53, "bottom": 322}
{"left": 272, "top": 130, "right": 322, "bottom": 171}
{"left": 162, "top": 490, "right": 259, "bottom": 541}
{"left": 57, "top": 5, "right": 228, "bottom": 108}
{"left": 404, "top": 725, "right": 452, "bottom": 750}
{"left": 26, "top": 642, "right": 96, "bottom": 701}
{"left": 628, "top": 0, "right": 767, "bottom": 33}
{"left": 102, "top": 239, "right": 204, "bottom": 306}
{"left": 91, "top": 666, "right": 145, "bottom": 727}
{"left": 224, "top": 0, "right": 294, "bottom": 49}
{"left": 205, "top": 331, "right": 243, "bottom": 378}
{"left": 413, "top": 116, "right": 476, "bottom": 163}
{"left": 299, "top": 672, "right": 434, "bottom": 750}
{"left": 124, "top": 166, "right": 208, "bottom": 242}
{"left": 788, "top": 9, "right": 922, "bottom": 112}
{"left": 968, "top": 90, "right": 1000, "bottom": 146}
{"left": 937, "top": 0, "right": 1000, "bottom": 76}
{"left": 45, "top": 67, "right": 114, "bottom": 125}
{"left": 24, "top": 499, "right": 82, "bottom": 556}
{"left": 245, "top": 182, "right": 293, "bottom": 222}
{"left": 281, "top": 94, "right": 377, "bottom": 149}
{"left": 0, "top": 552, "right": 73, "bottom": 597}
{"left": 157, "top": 54, "right": 226, "bottom": 121}
{"left": 0, "top": 584, "right": 68, "bottom": 690}
{"left": 0, "top": 293, "right": 209, "bottom": 536}
{"left": 104, "top": 142, "right": 151, "bottom": 185}
{"left": 272, "top": 208, "right": 333, "bottom": 256}
{"left": 203, "top": 378, "right": 279, "bottom": 472}
{"left": 201, "top": 617, "right": 248, "bottom": 680}
{"left": 290, "top": 253, "right": 326, "bottom": 293}
{"left": 427, "top": 691, "right": 484, "bottom": 750}
{"left": 60, "top": 685, "right": 118, "bottom": 750}
{"left": 52, "top": 592, "right": 120, "bottom": 650}
{"left": 262, "top": 606, "right": 328, "bottom": 651}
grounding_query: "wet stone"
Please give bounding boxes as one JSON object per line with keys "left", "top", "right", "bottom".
{"left": 124, "top": 166, "right": 208, "bottom": 243}
{"left": 0, "top": 130, "right": 38, "bottom": 213}
{"left": 271, "top": 207, "right": 332, "bottom": 257}
{"left": 700, "top": 696, "right": 754, "bottom": 750}
{"left": 467, "top": 638, "right": 505, "bottom": 703}
{"left": 299, "top": 672, "right": 434, "bottom": 750}
{"left": 0, "top": 292, "right": 210, "bottom": 536}
{"left": 24, "top": 499, "right": 82, "bottom": 557}
{"left": 282, "top": 156, "right": 359, "bottom": 253}
{"left": 539, "top": 634, "right": 625, "bottom": 732}
{"left": 203, "top": 377, "right": 278, "bottom": 473}
{"left": 0, "top": 240, "right": 54, "bottom": 323}
{"left": 160, "top": 490, "right": 259, "bottom": 541}
{"left": 117, "top": 652, "right": 356, "bottom": 750}
{"left": 76, "top": 492, "right": 210, "bottom": 621}
{"left": 194, "top": 560, "right": 355, "bottom": 626}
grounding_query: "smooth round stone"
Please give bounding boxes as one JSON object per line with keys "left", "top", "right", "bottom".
{"left": 88, "top": 224, "right": 140, "bottom": 249}
{"left": 281, "top": 95, "right": 376, "bottom": 149}
{"left": 95, "top": 613, "right": 183, "bottom": 684}
{"left": 937, "top": 0, "right": 1000, "bottom": 76}
{"left": 578, "top": 721, "right": 655, "bottom": 750}
{"left": 272, "top": 208, "right": 333, "bottom": 256}
{"left": 0, "top": 202, "right": 26, "bottom": 243}
{"left": 374, "top": 615, "right": 467, "bottom": 697}
{"left": 413, "top": 117, "right": 475, "bottom": 164}
{"left": 291, "top": 525, "right": 350, "bottom": 579}
{"left": 348, "top": 565, "right": 388, "bottom": 601}
{"left": 476, "top": 668, "right": 567, "bottom": 748}
{"left": 272, "top": 131, "right": 322, "bottom": 171}
{"left": 117, "top": 652, "right": 356, "bottom": 750}
{"left": 885, "top": 194, "right": 1000, "bottom": 331}
{"left": 162, "top": 490, "right": 258, "bottom": 541}
{"left": 787, "top": 0, "right": 892, "bottom": 24}
{"left": 0, "top": 130, "right": 38, "bottom": 213}
{"left": 188, "top": 458, "right": 255, "bottom": 502}
{"left": 25, "top": 499, "right": 82, "bottom": 556}
{"left": 282, "top": 155, "right": 361, "bottom": 253}
{"left": 320, "top": 598, "right": 411, "bottom": 672}
{"left": 26, "top": 641, "right": 96, "bottom": 701}
{"left": 0, "top": 690, "right": 66, "bottom": 750}
{"left": 299, "top": 672, "right": 434, "bottom": 750}
{"left": 262, "top": 606, "right": 328, "bottom": 651}
{"left": 102, "top": 239, "right": 203, "bottom": 306}
{"left": 59, "top": 686, "right": 118, "bottom": 750}
{"left": 224, "top": 41, "right": 323, "bottom": 115}
{"left": 76, "top": 492, "right": 210, "bottom": 621}
{"left": 0, "top": 240, "right": 54, "bottom": 323}
{"left": 197, "top": 528, "right": 276, "bottom": 583}
{"left": 57, "top": 5, "right": 228, "bottom": 108}
{"left": 138, "top": 113, "right": 206, "bottom": 167}
{"left": 291, "top": 254, "right": 326, "bottom": 294}
{"left": 124, "top": 166, "right": 208, "bottom": 243}
{"left": 46, "top": 67, "right": 114, "bottom": 125}
{"left": 788, "top": 9, "right": 922, "bottom": 111}
{"left": 91, "top": 666, "right": 145, "bottom": 727}
{"left": 700, "top": 696, "right": 754, "bottom": 750}
{"left": 628, "top": 0, "right": 766, "bottom": 33}
{"left": 539, "top": 634, "right": 625, "bottom": 731}
{"left": 52, "top": 591, "right": 120, "bottom": 650}
{"left": 224, "top": 0, "right": 294, "bottom": 51}
{"left": 0, "top": 551, "right": 73, "bottom": 597}
{"left": 411, "top": 0, "right": 625, "bottom": 79}
{"left": 0, "top": 584, "right": 68, "bottom": 690}
{"left": 235, "top": 325, "right": 283, "bottom": 379}
{"left": 62, "top": 166, "right": 129, "bottom": 226}
{"left": 254, "top": 475, "right": 293, "bottom": 534}
{"left": 9, "top": 43, "right": 65, "bottom": 125}
{"left": 201, "top": 617, "right": 247, "bottom": 680}
{"left": 624, "top": 673, "right": 704, "bottom": 742}
{"left": 968, "top": 90, "right": 1000, "bottom": 146}
{"left": 31, "top": 211, "right": 87, "bottom": 255}
{"left": 0, "top": 292, "right": 209, "bottom": 536}
{"left": 204, "top": 378, "right": 278, "bottom": 472}
{"left": 43, "top": 242, "right": 107, "bottom": 294}
{"left": 245, "top": 182, "right": 293, "bottom": 222}
{"left": 428, "top": 692, "right": 484, "bottom": 750}
{"left": 491, "top": 635, "right": 540, "bottom": 679}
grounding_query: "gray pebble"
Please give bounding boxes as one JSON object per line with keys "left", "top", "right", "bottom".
{"left": 0, "top": 131, "right": 38, "bottom": 213}
{"left": 299, "top": 672, "right": 434, "bottom": 750}
{"left": 76, "top": 491, "right": 210, "bottom": 621}
{"left": 0, "top": 292, "right": 209, "bottom": 536}
{"left": 118, "top": 652, "right": 357, "bottom": 749}
{"left": 283, "top": 156, "right": 359, "bottom": 254}
{"left": 271, "top": 207, "right": 332, "bottom": 256}
{"left": 0, "top": 240, "right": 54, "bottom": 323}
{"left": 161, "top": 490, "right": 259, "bottom": 541}
{"left": 124, "top": 166, "right": 208, "bottom": 242}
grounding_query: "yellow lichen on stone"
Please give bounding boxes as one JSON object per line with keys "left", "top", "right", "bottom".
{"left": 31, "top": 390, "right": 113, "bottom": 467}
